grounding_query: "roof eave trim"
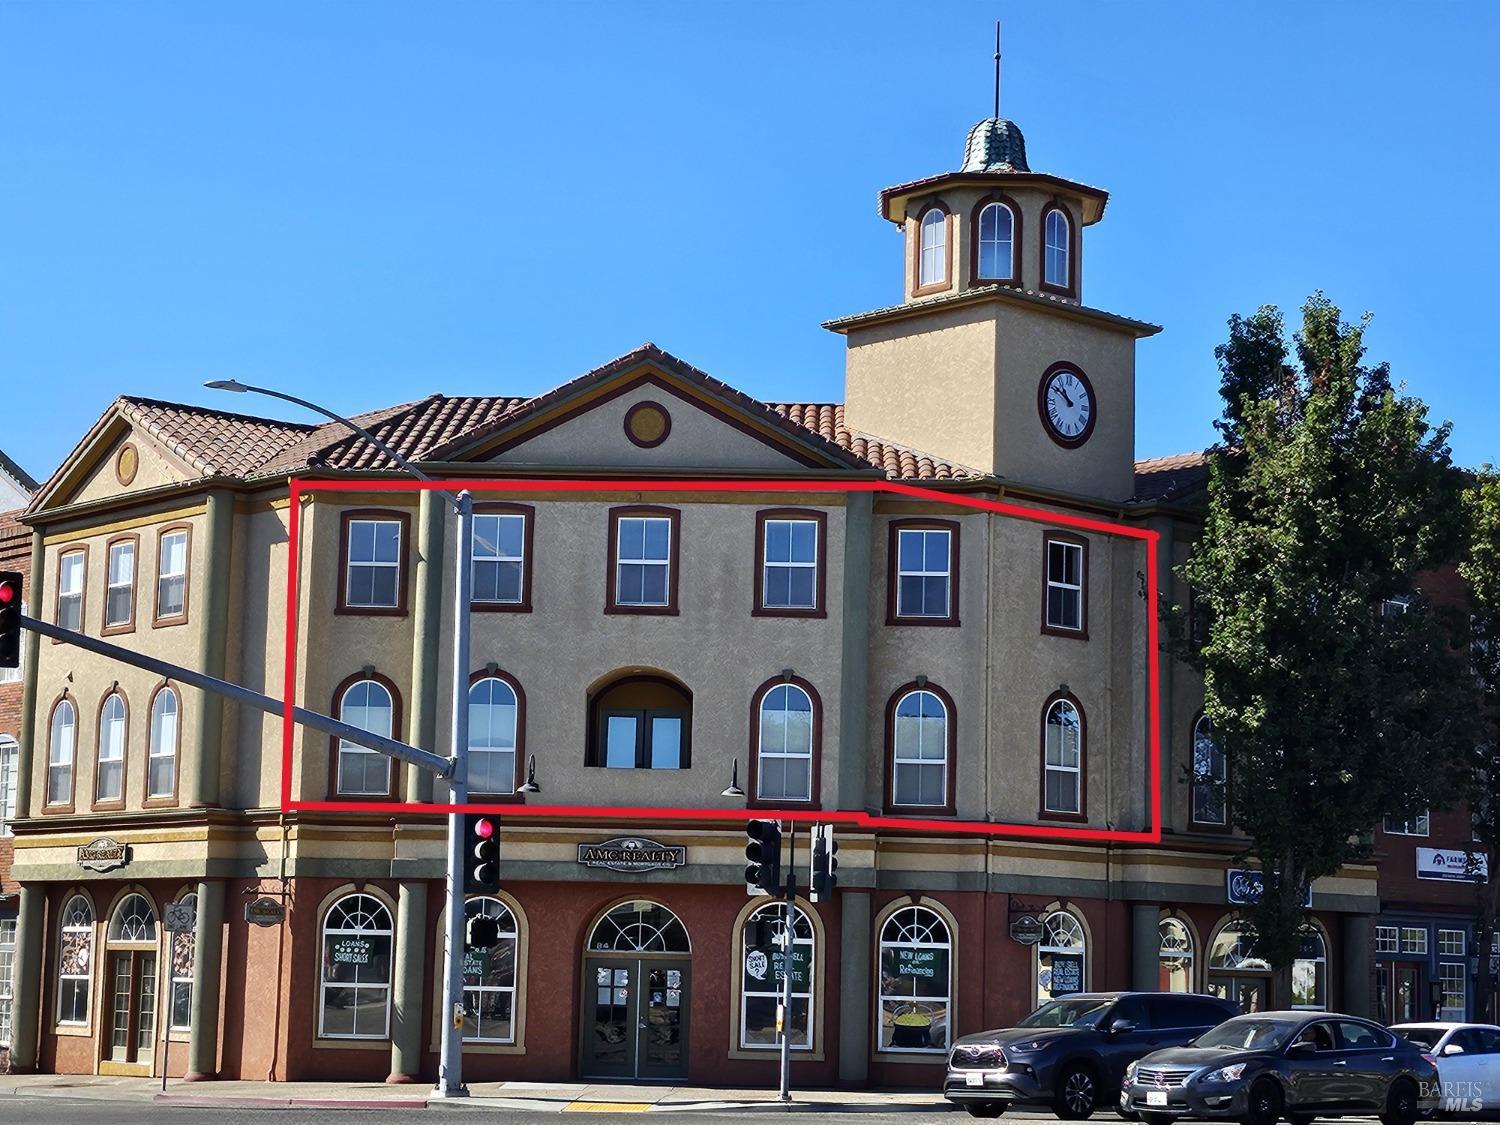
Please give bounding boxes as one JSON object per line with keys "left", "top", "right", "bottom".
{"left": 822, "top": 286, "right": 1162, "bottom": 339}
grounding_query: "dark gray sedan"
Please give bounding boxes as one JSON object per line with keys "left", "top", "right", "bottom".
{"left": 1119, "top": 1011, "right": 1437, "bottom": 1125}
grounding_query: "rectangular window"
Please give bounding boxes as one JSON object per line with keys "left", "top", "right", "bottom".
{"left": 599, "top": 711, "right": 684, "bottom": 769}
{"left": 471, "top": 510, "right": 529, "bottom": 608}
{"left": 1044, "top": 535, "right": 1086, "bottom": 634}
{"left": 759, "top": 515, "right": 820, "bottom": 613}
{"left": 893, "top": 525, "right": 955, "bottom": 621}
{"left": 1384, "top": 812, "right": 1430, "bottom": 836}
{"left": 343, "top": 517, "right": 403, "bottom": 610}
{"left": 1440, "top": 961, "right": 1467, "bottom": 1019}
{"left": 1439, "top": 929, "right": 1467, "bottom": 957}
{"left": 169, "top": 931, "right": 193, "bottom": 1031}
{"left": 1375, "top": 926, "right": 1398, "bottom": 954}
{"left": 156, "top": 528, "right": 189, "bottom": 622}
{"left": 0, "top": 738, "right": 17, "bottom": 834}
{"left": 57, "top": 549, "right": 85, "bottom": 631}
{"left": 615, "top": 516, "right": 672, "bottom": 607}
{"left": 0, "top": 918, "right": 15, "bottom": 1048}
{"left": 1400, "top": 927, "right": 1428, "bottom": 955}
{"left": 105, "top": 539, "right": 136, "bottom": 628}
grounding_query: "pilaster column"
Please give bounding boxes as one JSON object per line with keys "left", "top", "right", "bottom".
{"left": 185, "top": 879, "right": 225, "bottom": 1081}
{"left": 14, "top": 530, "right": 43, "bottom": 819}
{"left": 1341, "top": 913, "right": 1374, "bottom": 1018}
{"left": 406, "top": 491, "right": 444, "bottom": 803}
{"left": 1130, "top": 903, "right": 1160, "bottom": 991}
{"left": 188, "top": 490, "right": 232, "bottom": 808}
{"left": 388, "top": 881, "right": 428, "bottom": 1082}
{"left": 8, "top": 885, "right": 44, "bottom": 1071}
{"left": 837, "top": 890, "right": 872, "bottom": 1085}
{"left": 837, "top": 492, "right": 872, "bottom": 810}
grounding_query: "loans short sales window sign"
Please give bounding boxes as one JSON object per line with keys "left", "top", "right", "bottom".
{"left": 330, "top": 936, "right": 373, "bottom": 966}
{"left": 1416, "top": 847, "right": 1489, "bottom": 883}
{"left": 1227, "top": 867, "right": 1312, "bottom": 907}
{"left": 577, "top": 836, "right": 686, "bottom": 873}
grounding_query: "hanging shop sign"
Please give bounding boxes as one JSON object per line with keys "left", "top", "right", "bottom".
{"left": 577, "top": 837, "right": 686, "bottom": 873}
{"left": 244, "top": 897, "right": 287, "bottom": 927}
{"left": 76, "top": 837, "right": 130, "bottom": 872}
{"left": 1227, "top": 868, "right": 1312, "bottom": 907}
{"left": 1416, "top": 847, "right": 1489, "bottom": 883}
{"left": 1010, "top": 915, "right": 1045, "bottom": 945}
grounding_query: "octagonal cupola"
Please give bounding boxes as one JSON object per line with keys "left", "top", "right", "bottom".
{"left": 881, "top": 117, "right": 1108, "bottom": 304}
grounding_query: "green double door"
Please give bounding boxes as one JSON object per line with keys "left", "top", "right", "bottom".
{"left": 582, "top": 956, "right": 690, "bottom": 1080}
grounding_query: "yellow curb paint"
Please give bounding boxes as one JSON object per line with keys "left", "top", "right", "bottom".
{"left": 564, "top": 1102, "right": 653, "bottom": 1113}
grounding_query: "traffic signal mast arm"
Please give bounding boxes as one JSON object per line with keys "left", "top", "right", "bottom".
{"left": 19, "top": 612, "right": 452, "bottom": 777}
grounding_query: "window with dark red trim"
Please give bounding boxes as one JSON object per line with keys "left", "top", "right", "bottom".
{"left": 338, "top": 510, "right": 410, "bottom": 615}
{"left": 1190, "top": 714, "right": 1228, "bottom": 829}
{"left": 588, "top": 674, "right": 691, "bottom": 769}
{"left": 1042, "top": 532, "right": 1087, "bottom": 637}
{"left": 888, "top": 520, "right": 959, "bottom": 626}
{"left": 973, "top": 198, "right": 1018, "bottom": 282}
{"left": 1041, "top": 692, "right": 1085, "bottom": 819}
{"left": 333, "top": 675, "right": 399, "bottom": 799}
{"left": 606, "top": 507, "right": 680, "bottom": 615}
{"left": 755, "top": 509, "right": 826, "bottom": 617}
{"left": 885, "top": 683, "right": 956, "bottom": 814}
{"left": 471, "top": 505, "right": 533, "bottom": 611}
{"left": 751, "top": 677, "right": 819, "bottom": 804}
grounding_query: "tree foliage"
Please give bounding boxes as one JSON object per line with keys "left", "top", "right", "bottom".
{"left": 1179, "top": 294, "right": 1472, "bottom": 971}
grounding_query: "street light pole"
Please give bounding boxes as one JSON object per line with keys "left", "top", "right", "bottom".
{"left": 206, "top": 379, "right": 475, "bottom": 1096}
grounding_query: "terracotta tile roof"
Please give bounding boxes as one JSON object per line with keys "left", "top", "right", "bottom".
{"left": 768, "top": 403, "right": 983, "bottom": 481}
{"left": 118, "top": 397, "right": 316, "bottom": 477}
{"left": 1132, "top": 451, "right": 1209, "bottom": 503}
{"left": 823, "top": 284, "right": 1161, "bottom": 337}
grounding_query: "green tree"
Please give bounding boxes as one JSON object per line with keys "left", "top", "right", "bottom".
{"left": 1179, "top": 294, "right": 1473, "bottom": 984}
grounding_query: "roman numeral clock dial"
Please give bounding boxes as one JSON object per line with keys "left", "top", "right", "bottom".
{"left": 1038, "top": 365, "right": 1097, "bottom": 448}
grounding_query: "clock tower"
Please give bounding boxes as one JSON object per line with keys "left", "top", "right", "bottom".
{"left": 826, "top": 115, "right": 1160, "bottom": 502}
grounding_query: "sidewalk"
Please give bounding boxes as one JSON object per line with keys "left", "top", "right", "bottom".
{"left": 0, "top": 1073, "right": 952, "bottom": 1113}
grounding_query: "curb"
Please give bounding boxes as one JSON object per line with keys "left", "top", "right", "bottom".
{"left": 155, "top": 1094, "right": 430, "bottom": 1109}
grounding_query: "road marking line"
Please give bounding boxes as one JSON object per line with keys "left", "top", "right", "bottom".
{"left": 565, "top": 1102, "right": 653, "bottom": 1113}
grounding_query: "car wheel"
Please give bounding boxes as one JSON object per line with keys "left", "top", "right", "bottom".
{"left": 964, "top": 1105, "right": 1006, "bottom": 1119}
{"left": 1140, "top": 1115, "right": 1174, "bottom": 1125}
{"left": 1054, "top": 1063, "right": 1099, "bottom": 1120}
{"left": 1380, "top": 1079, "right": 1419, "bottom": 1125}
{"left": 1288, "top": 1116, "right": 1318, "bottom": 1125}
{"left": 1241, "top": 1078, "right": 1283, "bottom": 1125}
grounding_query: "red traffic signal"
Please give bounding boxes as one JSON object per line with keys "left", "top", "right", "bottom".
{"left": 464, "top": 813, "right": 501, "bottom": 893}
{"left": 0, "top": 571, "right": 20, "bottom": 671}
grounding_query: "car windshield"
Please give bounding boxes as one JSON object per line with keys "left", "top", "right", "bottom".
{"left": 1395, "top": 1027, "right": 1444, "bottom": 1050}
{"left": 1195, "top": 1016, "right": 1300, "bottom": 1051}
{"left": 1017, "top": 999, "right": 1113, "bottom": 1029}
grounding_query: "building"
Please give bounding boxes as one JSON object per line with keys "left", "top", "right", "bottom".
{"left": 2, "top": 113, "right": 1386, "bottom": 1090}
{"left": 1, "top": 449, "right": 40, "bottom": 1066}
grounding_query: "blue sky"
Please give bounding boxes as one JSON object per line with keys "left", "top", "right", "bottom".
{"left": 4, "top": 2, "right": 1498, "bottom": 482}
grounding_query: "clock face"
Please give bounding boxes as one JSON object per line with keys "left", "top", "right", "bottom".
{"left": 1039, "top": 366, "right": 1096, "bottom": 448}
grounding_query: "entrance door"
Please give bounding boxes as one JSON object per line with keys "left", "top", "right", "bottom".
{"left": 1392, "top": 964, "right": 1423, "bottom": 1023}
{"left": 1209, "top": 975, "right": 1270, "bottom": 1013}
{"left": 108, "top": 950, "right": 158, "bottom": 1068}
{"left": 583, "top": 957, "right": 690, "bottom": 1080}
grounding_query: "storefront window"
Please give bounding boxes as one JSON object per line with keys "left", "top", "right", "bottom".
{"left": 1159, "top": 917, "right": 1194, "bottom": 992}
{"left": 877, "top": 906, "right": 951, "bottom": 1053}
{"left": 1291, "top": 926, "right": 1327, "bottom": 1010}
{"left": 0, "top": 918, "right": 15, "bottom": 1047}
{"left": 57, "top": 894, "right": 94, "bottom": 1025}
{"left": 462, "top": 897, "right": 518, "bottom": 1043}
{"left": 169, "top": 892, "right": 196, "bottom": 1031}
{"left": 1439, "top": 961, "right": 1467, "bottom": 1019}
{"left": 1207, "top": 918, "right": 1272, "bottom": 1012}
{"left": 1036, "top": 911, "right": 1086, "bottom": 1005}
{"left": 741, "top": 902, "right": 814, "bottom": 1050}
{"left": 319, "top": 894, "right": 393, "bottom": 1039}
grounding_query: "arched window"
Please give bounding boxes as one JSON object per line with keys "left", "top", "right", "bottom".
{"left": 0, "top": 735, "right": 18, "bottom": 835}
{"left": 148, "top": 687, "right": 179, "bottom": 801}
{"left": 1159, "top": 917, "right": 1194, "bottom": 993}
{"left": 976, "top": 201, "right": 1016, "bottom": 281}
{"left": 95, "top": 692, "right": 127, "bottom": 805}
{"left": 1043, "top": 696, "right": 1084, "bottom": 816}
{"left": 741, "top": 902, "right": 814, "bottom": 1050}
{"left": 109, "top": 892, "right": 158, "bottom": 942}
{"left": 336, "top": 678, "right": 394, "bottom": 797}
{"left": 1043, "top": 207, "right": 1071, "bottom": 289}
{"left": 469, "top": 676, "right": 519, "bottom": 795}
{"left": 462, "top": 897, "right": 519, "bottom": 1043}
{"left": 588, "top": 675, "right": 691, "bottom": 770}
{"left": 1292, "top": 925, "right": 1327, "bottom": 1011}
{"left": 1209, "top": 919, "right": 1269, "bottom": 971}
{"left": 169, "top": 891, "right": 196, "bottom": 1031}
{"left": 319, "top": 893, "right": 394, "bottom": 1039}
{"left": 890, "top": 688, "right": 951, "bottom": 810}
{"left": 1191, "top": 716, "right": 1227, "bottom": 827}
{"left": 878, "top": 906, "right": 953, "bottom": 1053}
{"left": 1036, "top": 910, "right": 1086, "bottom": 1005}
{"left": 756, "top": 682, "right": 815, "bottom": 802}
{"left": 57, "top": 894, "right": 94, "bottom": 1024}
{"left": 918, "top": 207, "right": 948, "bottom": 288}
{"left": 588, "top": 901, "right": 691, "bottom": 953}
{"left": 48, "top": 699, "right": 75, "bottom": 807}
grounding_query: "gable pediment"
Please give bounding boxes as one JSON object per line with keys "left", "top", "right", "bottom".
{"left": 30, "top": 410, "right": 202, "bottom": 515}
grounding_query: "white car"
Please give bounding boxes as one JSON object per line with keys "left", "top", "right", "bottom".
{"left": 1392, "top": 1021, "right": 1500, "bottom": 1113}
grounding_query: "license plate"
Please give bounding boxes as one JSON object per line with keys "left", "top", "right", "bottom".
{"left": 1146, "top": 1090, "right": 1168, "bottom": 1106}
{"left": 965, "top": 1072, "right": 984, "bottom": 1087}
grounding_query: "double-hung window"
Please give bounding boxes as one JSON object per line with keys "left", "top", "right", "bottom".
{"left": 1043, "top": 207, "right": 1071, "bottom": 290}
{"left": 342, "top": 515, "right": 404, "bottom": 612}
{"left": 104, "top": 539, "right": 136, "bottom": 629}
{"left": 0, "top": 736, "right": 17, "bottom": 835}
{"left": 891, "top": 523, "right": 957, "bottom": 623}
{"left": 472, "top": 509, "right": 530, "bottom": 609}
{"left": 609, "top": 508, "right": 678, "bottom": 612}
{"left": 1384, "top": 812, "right": 1430, "bottom": 836}
{"left": 156, "top": 528, "right": 189, "bottom": 622}
{"left": 758, "top": 511, "right": 822, "bottom": 614}
{"left": 57, "top": 550, "right": 85, "bottom": 631}
{"left": 1043, "top": 696, "right": 1084, "bottom": 817}
{"left": 1043, "top": 534, "right": 1085, "bottom": 634}
{"left": 917, "top": 207, "right": 948, "bottom": 290}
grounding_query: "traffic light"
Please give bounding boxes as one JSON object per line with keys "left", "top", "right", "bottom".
{"left": 0, "top": 572, "right": 20, "bottom": 670}
{"left": 463, "top": 813, "right": 500, "bottom": 894}
{"left": 810, "top": 824, "right": 839, "bottom": 902}
{"left": 465, "top": 913, "right": 501, "bottom": 950}
{"left": 744, "top": 819, "right": 782, "bottom": 895}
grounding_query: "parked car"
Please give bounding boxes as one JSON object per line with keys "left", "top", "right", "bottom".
{"left": 943, "top": 991, "right": 1239, "bottom": 1119}
{"left": 1391, "top": 1022, "right": 1500, "bottom": 1113}
{"left": 1119, "top": 1011, "right": 1437, "bottom": 1125}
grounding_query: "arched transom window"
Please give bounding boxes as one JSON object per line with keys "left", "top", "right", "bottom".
{"left": 1036, "top": 910, "right": 1086, "bottom": 1005}
{"left": 108, "top": 893, "right": 158, "bottom": 943}
{"left": 741, "top": 902, "right": 814, "bottom": 1050}
{"left": 878, "top": 906, "right": 952, "bottom": 1054}
{"left": 1159, "top": 917, "right": 1194, "bottom": 993}
{"left": 588, "top": 901, "right": 690, "bottom": 954}
{"left": 319, "top": 893, "right": 394, "bottom": 1039}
